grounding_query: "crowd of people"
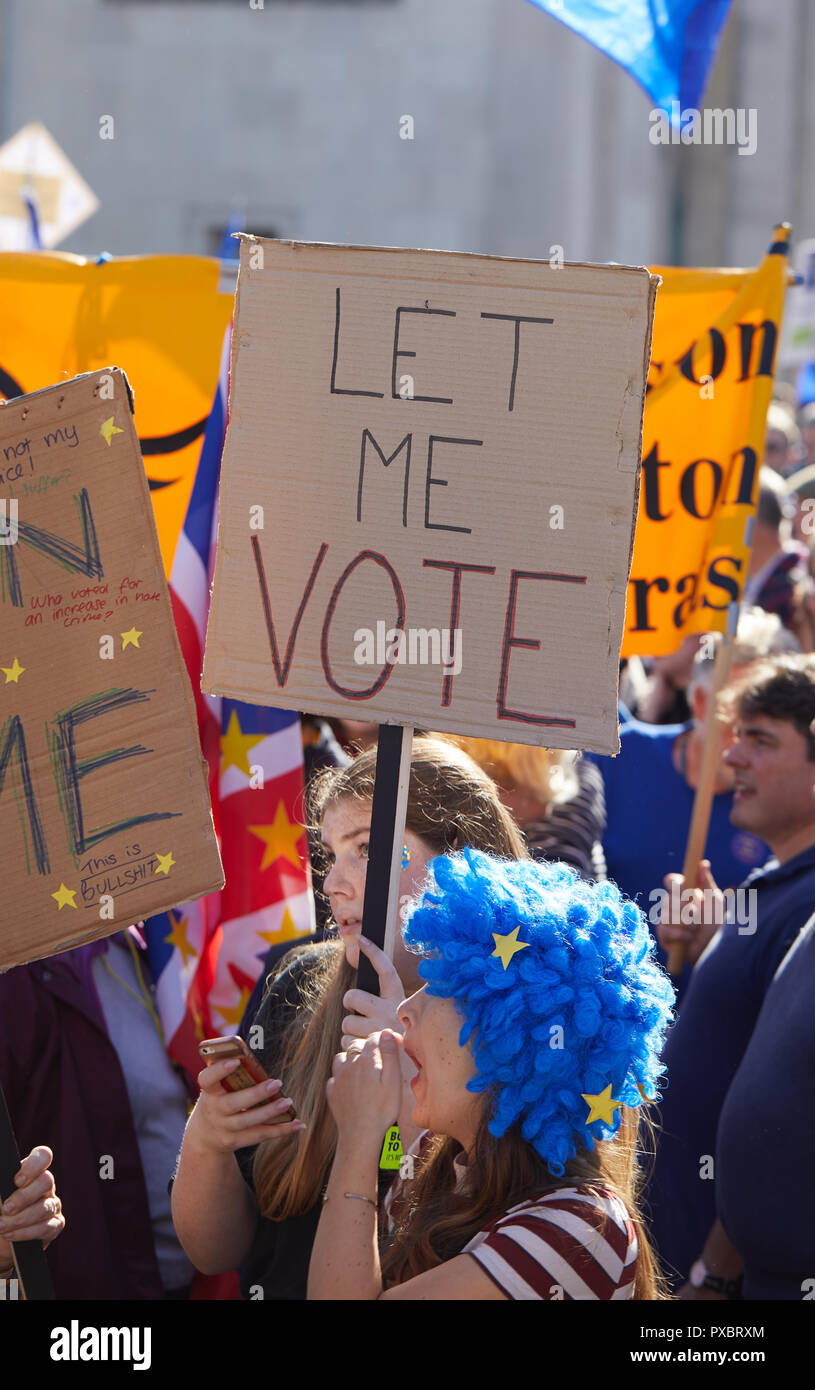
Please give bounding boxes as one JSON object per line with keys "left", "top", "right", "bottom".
{"left": 2, "top": 405, "right": 815, "bottom": 1302}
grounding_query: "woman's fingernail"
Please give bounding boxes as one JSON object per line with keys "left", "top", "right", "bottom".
{"left": 2, "top": 1199, "right": 15, "bottom": 1214}
{"left": 224, "top": 1058, "right": 240, "bottom": 1071}
{"left": 292, "top": 1121, "right": 307, "bottom": 1131}
{"left": 266, "top": 1079, "right": 282, "bottom": 1094}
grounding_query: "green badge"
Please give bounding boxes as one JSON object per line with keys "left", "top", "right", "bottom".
{"left": 379, "top": 1124, "right": 403, "bottom": 1170}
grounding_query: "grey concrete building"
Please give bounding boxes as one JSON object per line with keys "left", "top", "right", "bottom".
{"left": 0, "top": 0, "right": 812, "bottom": 268}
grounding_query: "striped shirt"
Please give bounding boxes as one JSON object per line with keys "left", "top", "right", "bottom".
{"left": 384, "top": 1135, "right": 638, "bottom": 1300}
{"left": 464, "top": 1186, "right": 637, "bottom": 1300}
{"left": 523, "top": 757, "right": 607, "bottom": 882}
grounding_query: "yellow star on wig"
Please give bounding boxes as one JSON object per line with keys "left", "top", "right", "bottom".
{"left": 582, "top": 1084, "right": 621, "bottom": 1127}
{"left": 491, "top": 925, "right": 530, "bottom": 970}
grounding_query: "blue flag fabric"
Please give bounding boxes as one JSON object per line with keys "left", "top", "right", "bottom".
{"left": 526, "top": 0, "right": 733, "bottom": 115}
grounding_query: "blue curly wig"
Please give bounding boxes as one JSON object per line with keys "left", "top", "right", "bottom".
{"left": 402, "top": 848, "right": 675, "bottom": 1178}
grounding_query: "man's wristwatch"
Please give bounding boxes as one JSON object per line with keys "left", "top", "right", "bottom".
{"left": 689, "top": 1258, "right": 742, "bottom": 1298}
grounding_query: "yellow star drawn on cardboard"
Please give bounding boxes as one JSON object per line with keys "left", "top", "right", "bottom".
{"left": 220, "top": 708, "right": 265, "bottom": 776}
{"left": 582, "top": 1084, "right": 621, "bottom": 1127}
{"left": 52, "top": 883, "right": 78, "bottom": 910}
{"left": 491, "top": 925, "right": 530, "bottom": 970}
{"left": 100, "top": 417, "right": 123, "bottom": 446}
{"left": 2, "top": 658, "right": 24, "bottom": 684}
{"left": 121, "top": 627, "right": 142, "bottom": 650}
{"left": 249, "top": 802, "right": 304, "bottom": 872}
{"left": 154, "top": 851, "right": 175, "bottom": 876}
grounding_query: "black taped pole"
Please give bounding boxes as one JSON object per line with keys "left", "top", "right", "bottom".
{"left": 357, "top": 724, "right": 413, "bottom": 996}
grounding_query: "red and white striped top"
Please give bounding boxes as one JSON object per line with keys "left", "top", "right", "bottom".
{"left": 464, "top": 1186, "right": 638, "bottom": 1300}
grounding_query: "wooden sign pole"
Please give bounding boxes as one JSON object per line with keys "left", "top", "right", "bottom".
{"left": 667, "top": 626, "right": 736, "bottom": 976}
{"left": 357, "top": 724, "right": 413, "bottom": 995}
{"left": 0, "top": 1084, "right": 54, "bottom": 1300}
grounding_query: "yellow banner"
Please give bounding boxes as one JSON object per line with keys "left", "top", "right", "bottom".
{"left": 0, "top": 253, "right": 232, "bottom": 573}
{"left": 623, "top": 225, "right": 791, "bottom": 656}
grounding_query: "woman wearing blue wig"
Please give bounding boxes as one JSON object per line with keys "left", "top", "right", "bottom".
{"left": 307, "top": 848, "right": 674, "bottom": 1300}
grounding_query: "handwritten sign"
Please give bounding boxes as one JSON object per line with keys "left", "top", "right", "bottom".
{"left": 0, "top": 369, "right": 223, "bottom": 970}
{"left": 203, "top": 240, "right": 658, "bottom": 752}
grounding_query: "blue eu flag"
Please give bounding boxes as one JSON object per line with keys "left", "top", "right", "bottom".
{"left": 526, "top": 0, "right": 733, "bottom": 115}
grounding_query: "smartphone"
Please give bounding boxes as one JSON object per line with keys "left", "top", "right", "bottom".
{"left": 198, "top": 1035, "right": 296, "bottom": 1117}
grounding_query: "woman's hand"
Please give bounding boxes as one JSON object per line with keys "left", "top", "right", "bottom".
{"left": 0, "top": 1146, "right": 65, "bottom": 1265}
{"left": 326, "top": 1031, "right": 403, "bottom": 1142}
{"left": 341, "top": 936, "right": 406, "bottom": 1050}
{"left": 187, "top": 1057, "right": 305, "bottom": 1154}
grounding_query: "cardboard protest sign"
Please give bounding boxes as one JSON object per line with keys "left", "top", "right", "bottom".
{"left": 203, "top": 239, "right": 658, "bottom": 754}
{"left": 0, "top": 370, "right": 224, "bottom": 970}
{"left": 623, "top": 226, "right": 790, "bottom": 657}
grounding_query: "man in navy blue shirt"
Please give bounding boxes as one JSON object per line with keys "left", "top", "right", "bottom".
{"left": 649, "top": 655, "right": 815, "bottom": 1296}
{"left": 715, "top": 907, "right": 815, "bottom": 1298}
{"left": 591, "top": 612, "right": 797, "bottom": 977}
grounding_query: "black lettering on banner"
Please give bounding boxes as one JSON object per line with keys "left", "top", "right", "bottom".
{"left": 679, "top": 458, "right": 723, "bottom": 520}
{"left": 640, "top": 442, "right": 673, "bottom": 522}
{"left": 628, "top": 576, "right": 670, "bottom": 633}
{"left": 676, "top": 328, "right": 726, "bottom": 386}
{"left": 673, "top": 573, "right": 698, "bottom": 628}
{"left": 702, "top": 554, "right": 742, "bottom": 611}
{"left": 725, "top": 446, "right": 758, "bottom": 507}
{"left": 737, "top": 321, "right": 778, "bottom": 382}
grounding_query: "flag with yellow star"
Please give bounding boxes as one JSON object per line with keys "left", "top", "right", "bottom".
{"left": 143, "top": 335, "right": 314, "bottom": 1077}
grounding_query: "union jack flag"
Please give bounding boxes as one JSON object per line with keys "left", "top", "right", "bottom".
{"left": 144, "top": 328, "right": 314, "bottom": 1078}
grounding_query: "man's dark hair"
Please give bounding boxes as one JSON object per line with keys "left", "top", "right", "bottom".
{"left": 756, "top": 466, "right": 794, "bottom": 530}
{"left": 733, "top": 654, "right": 815, "bottom": 761}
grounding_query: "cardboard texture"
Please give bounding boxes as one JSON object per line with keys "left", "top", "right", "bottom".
{"left": 204, "top": 240, "right": 658, "bottom": 753}
{"left": 0, "top": 369, "right": 223, "bottom": 970}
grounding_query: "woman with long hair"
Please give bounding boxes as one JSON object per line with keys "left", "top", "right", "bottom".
{"left": 171, "top": 737, "right": 526, "bottom": 1298}
{"left": 307, "top": 848, "right": 675, "bottom": 1300}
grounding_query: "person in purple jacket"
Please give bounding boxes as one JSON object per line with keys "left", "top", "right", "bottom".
{"left": 0, "top": 927, "right": 195, "bottom": 1299}
{"left": 0, "top": 1145, "right": 65, "bottom": 1280}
